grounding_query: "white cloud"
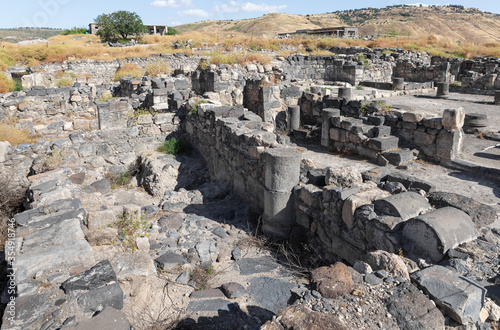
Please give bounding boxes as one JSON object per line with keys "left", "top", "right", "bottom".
{"left": 151, "top": 0, "right": 192, "bottom": 8}
{"left": 179, "top": 9, "right": 210, "bottom": 17}
{"left": 212, "top": 1, "right": 287, "bottom": 14}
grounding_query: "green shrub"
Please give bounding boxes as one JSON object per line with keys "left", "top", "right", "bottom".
{"left": 166, "top": 27, "right": 179, "bottom": 35}
{"left": 113, "top": 212, "right": 149, "bottom": 250}
{"left": 158, "top": 138, "right": 191, "bottom": 155}
{"left": 62, "top": 27, "right": 88, "bottom": 35}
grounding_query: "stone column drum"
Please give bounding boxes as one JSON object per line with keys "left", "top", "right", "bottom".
{"left": 436, "top": 82, "right": 449, "bottom": 99}
{"left": 392, "top": 77, "right": 404, "bottom": 91}
{"left": 262, "top": 148, "right": 302, "bottom": 238}
{"left": 495, "top": 90, "right": 500, "bottom": 105}
{"left": 338, "top": 87, "right": 352, "bottom": 104}
{"left": 288, "top": 105, "right": 300, "bottom": 133}
{"left": 321, "top": 108, "right": 341, "bottom": 147}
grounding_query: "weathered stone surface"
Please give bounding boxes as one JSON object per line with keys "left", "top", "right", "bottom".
{"left": 187, "top": 299, "right": 232, "bottom": 313}
{"left": 86, "top": 178, "right": 111, "bottom": 194}
{"left": 190, "top": 288, "right": 225, "bottom": 300}
{"left": 15, "top": 240, "right": 94, "bottom": 283}
{"left": 311, "top": 262, "right": 353, "bottom": 298}
{"left": 366, "top": 250, "right": 410, "bottom": 280}
{"left": 237, "top": 257, "right": 280, "bottom": 275}
{"left": 374, "top": 192, "right": 431, "bottom": 221}
{"left": 441, "top": 108, "right": 465, "bottom": 130}
{"left": 154, "top": 252, "right": 187, "bottom": 270}
{"left": 67, "top": 306, "right": 129, "bottom": 330}
{"left": 402, "top": 207, "right": 477, "bottom": 262}
{"left": 367, "top": 136, "right": 399, "bottom": 151}
{"left": 0, "top": 141, "right": 11, "bottom": 163}
{"left": 382, "top": 149, "right": 414, "bottom": 166}
{"left": 248, "top": 277, "right": 296, "bottom": 313}
{"left": 111, "top": 252, "right": 156, "bottom": 280}
{"left": 261, "top": 305, "right": 347, "bottom": 330}
{"left": 21, "top": 218, "right": 85, "bottom": 251}
{"left": 343, "top": 188, "right": 390, "bottom": 229}
{"left": 427, "top": 191, "right": 497, "bottom": 226}
{"left": 386, "top": 281, "right": 445, "bottom": 330}
{"left": 325, "top": 166, "right": 362, "bottom": 188}
{"left": 362, "top": 167, "right": 391, "bottom": 183}
{"left": 221, "top": 282, "right": 246, "bottom": 298}
{"left": 138, "top": 155, "right": 180, "bottom": 197}
{"left": 77, "top": 282, "right": 124, "bottom": 313}
{"left": 62, "top": 260, "right": 117, "bottom": 293}
{"left": 411, "top": 265, "right": 485, "bottom": 325}
{"left": 436, "top": 129, "right": 463, "bottom": 160}
{"left": 385, "top": 172, "right": 436, "bottom": 193}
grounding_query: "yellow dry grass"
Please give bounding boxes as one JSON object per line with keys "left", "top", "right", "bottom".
{"left": 0, "top": 123, "right": 36, "bottom": 146}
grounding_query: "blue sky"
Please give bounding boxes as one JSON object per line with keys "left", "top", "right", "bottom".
{"left": 0, "top": 0, "right": 498, "bottom": 29}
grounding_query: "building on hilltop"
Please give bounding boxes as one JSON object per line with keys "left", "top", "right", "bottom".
{"left": 279, "top": 26, "right": 359, "bottom": 38}
{"left": 89, "top": 23, "right": 168, "bottom": 36}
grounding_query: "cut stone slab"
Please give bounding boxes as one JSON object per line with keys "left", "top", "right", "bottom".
{"left": 27, "top": 208, "right": 86, "bottom": 230}
{"left": 1, "top": 293, "right": 48, "bottom": 330}
{"left": 111, "top": 252, "right": 156, "bottom": 281}
{"left": 367, "top": 136, "right": 399, "bottom": 151}
{"left": 15, "top": 240, "right": 95, "bottom": 283}
{"left": 20, "top": 218, "right": 85, "bottom": 252}
{"left": 62, "top": 260, "right": 117, "bottom": 294}
{"left": 411, "top": 265, "right": 485, "bottom": 325}
{"left": 248, "top": 277, "right": 296, "bottom": 314}
{"left": 427, "top": 191, "right": 497, "bottom": 227}
{"left": 237, "top": 257, "right": 280, "bottom": 276}
{"left": 385, "top": 172, "right": 436, "bottom": 193}
{"left": 187, "top": 299, "right": 232, "bottom": 313}
{"left": 442, "top": 108, "right": 465, "bottom": 131}
{"left": 374, "top": 192, "right": 431, "bottom": 221}
{"left": 382, "top": 149, "right": 414, "bottom": 166}
{"left": 190, "top": 289, "right": 225, "bottom": 300}
{"left": 14, "top": 198, "right": 81, "bottom": 226}
{"left": 386, "top": 281, "right": 445, "bottom": 330}
{"left": 77, "top": 282, "right": 124, "bottom": 313}
{"left": 66, "top": 306, "right": 129, "bottom": 330}
{"left": 402, "top": 207, "right": 477, "bottom": 263}
{"left": 154, "top": 252, "right": 187, "bottom": 271}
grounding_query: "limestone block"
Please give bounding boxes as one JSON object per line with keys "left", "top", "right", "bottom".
{"left": 0, "top": 141, "right": 11, "bottom": 163}
{"left": 402, "top": 111, "right": 426, "bottom": 123}
{"left": 411, "top": 265, "right": 485, "bottom": 324}
{"left": 325, "top": 166, "right": 362, "bottom": 188}
{"left": 442, "top": 108, "right": 465, "bottom": 130}
{"left": 402, "top": 207, "right": 477, "bottom": 262}
{"left": 342, "top": 188, "right": 390, "bottom": 229}
{"left": 136, "top": 114, "right": 153, "bottom": 125}
{"left": 367, "top": 136, "right": 399, "bottom": 151}
{"left": 436, "top": 129, "right": 463, "bottom": 160}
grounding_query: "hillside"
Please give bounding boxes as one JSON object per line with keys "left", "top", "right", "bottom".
{"left": 0, "top": 28, "right": 63, "bottom": 43}
{"left": 175, "top": 6, "right": 500, "bottom": 43}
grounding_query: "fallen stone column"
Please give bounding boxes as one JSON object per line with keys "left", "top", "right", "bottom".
{"left": 402, "top": 207, "right": 477, "bottom": 262}
{"left": 321, "top": 108, "right": 340, "bottom": 147}
{"left": 288, "top": 105, "right": 300, "bottom": 133}
{"left": 262, "top": 148, "right": 301, "bottom": 238}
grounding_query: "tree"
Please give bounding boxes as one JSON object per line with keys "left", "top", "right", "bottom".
{"left": 166, "top": 27, "right": 179, "bottom": 35}
{"left": 94, "top": 10, "right": 146, "bottom": 42}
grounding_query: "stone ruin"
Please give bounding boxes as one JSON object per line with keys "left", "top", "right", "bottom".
{"left": 1, "top": 48, "right": 500, "bottom": 329}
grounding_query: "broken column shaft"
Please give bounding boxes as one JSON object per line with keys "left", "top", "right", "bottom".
{"left": 262, "top": 148, "right": 302, "bottom": 238}
{"left": 321, "top": 108, "right": 341, "bottom": 147}
{"left": 436, "top": 82, "right": 449, "bottom": 98}
{"left": 288, "top": 105, "right": 300, "bottom": 133}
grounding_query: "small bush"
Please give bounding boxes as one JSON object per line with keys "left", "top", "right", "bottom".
{"left": 41, "top": 150, "right": 65, "bottom": 172}
{"left": 114, "top": 63, "right": 143, "bottom": 81}
{"left": 98, "top": 91, "right": 113, "bottom": 102}
{"left": 0, "top": 123, "right": 36, "bottom": 145}
{"left": 0, "top": 73, "right": 15, "bottom": 94}
{"left": 56, "top": 77, "right": 74, "bottom": 87}
{"left": 189, "top": 97, "right": 208, "bottom": 115}
{"left": 62, "top": 27, "right": 88, "bottom": 35}
{"left": 144, "top": 59, "right": 171, "bottom": 77}
{"left": 158, "top": 138, "right": 191, "bottom": 155}
{"left": 356, "top": 85, "right": 365, "bottom": 90}
{"left": 166, "top": 27, "right": 179, "bottom": 35}
{"left": 113, "top": 212, "right": 149, "bottom": 250}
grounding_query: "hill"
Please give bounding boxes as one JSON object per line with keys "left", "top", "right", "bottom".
{"left": 0, "top": 28, "right": 63, "bottom": 43}
{"left": 175, "top": 5, "right": 500, "bottom": 43}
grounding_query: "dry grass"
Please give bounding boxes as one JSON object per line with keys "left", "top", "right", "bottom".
{"left": 0, "top": 73, "right": 15, "bottom": 94}
{"left": 144, "top": 59, "right": 171, "bottom": 77}
{"left": 114, "top": 63, "right": 143, "bottom": 81}
{"left": 1, "top": 31, "right": 499, "bottom": 71}
{"left": 0, "top": 123, "right": 36, "bottom": 146}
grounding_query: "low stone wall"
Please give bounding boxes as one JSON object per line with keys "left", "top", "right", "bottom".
{"left": 322, "top": 106, "right": 464, "bottom": 164}
{"left": 21, "top": 54, "right": 201, "bottom": 88}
